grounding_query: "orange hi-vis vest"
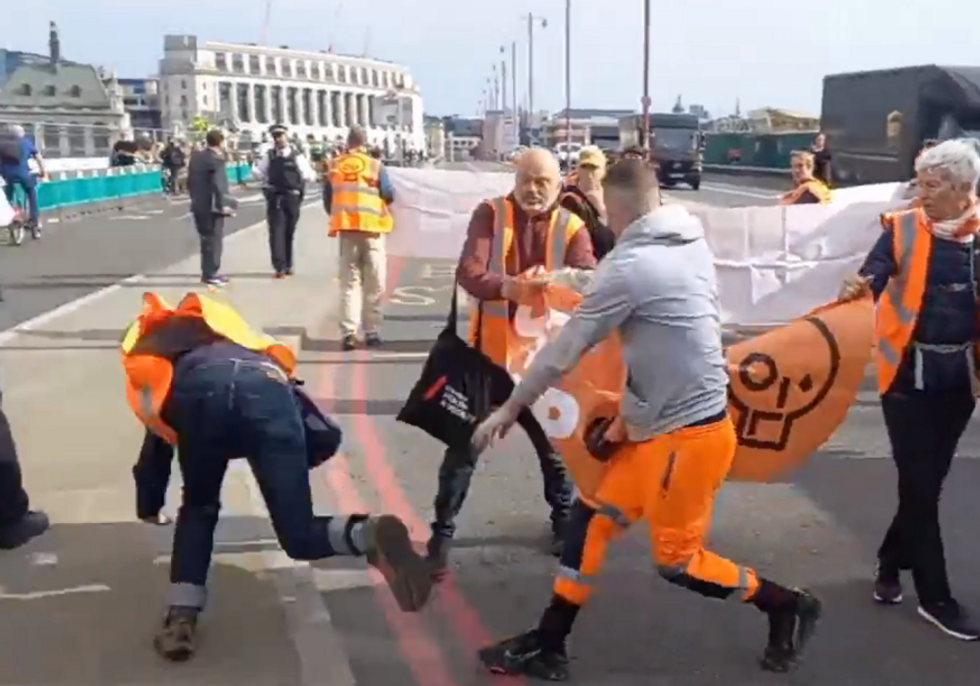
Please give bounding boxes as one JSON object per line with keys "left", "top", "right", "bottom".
{"left": 874, "top": 208, "right": 980, "bottom": 394}
{"left": 778, "top": 179, "right": 832, "bottom": 205}
{"left": 327, "top": 149, "right": 393, "bottom": 236}
{"left": 120, "top": 292, "right": 297, "bottom": 444}
{"left": 467, "top": 197, "right": 584, "bottom": 366}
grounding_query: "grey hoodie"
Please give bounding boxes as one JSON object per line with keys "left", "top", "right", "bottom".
{"left": 512, "top": 204, "right": 729, "bottom": 441}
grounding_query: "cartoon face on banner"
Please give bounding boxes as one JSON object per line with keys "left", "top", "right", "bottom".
{"left": 508, "top": 287, "right": 625, "bottom": 498}
{"left": 507, "top": 287, "right": 874, "bottom": 488}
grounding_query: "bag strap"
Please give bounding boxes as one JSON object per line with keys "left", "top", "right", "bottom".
{"left": 445, "top": 278, "right": 485, "bottom": 353}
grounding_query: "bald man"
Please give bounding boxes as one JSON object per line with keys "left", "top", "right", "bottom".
{"left": 426, "top": 149, "right": 597, "bottom": 578}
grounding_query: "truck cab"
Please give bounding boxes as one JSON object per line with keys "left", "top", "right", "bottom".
{"left": 618, "top": 113, "right": 703, "bottom": 190}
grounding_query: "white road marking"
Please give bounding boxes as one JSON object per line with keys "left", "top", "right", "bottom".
{"left": 0, "top": 584, "right": 111, "bottom": 600}
{"left": 698, "top": 183, "right": 779, "bottom": 199}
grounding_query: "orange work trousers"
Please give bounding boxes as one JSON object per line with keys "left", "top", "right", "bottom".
{"left": 554, "top": 414, "right": 760, "bottom": 605}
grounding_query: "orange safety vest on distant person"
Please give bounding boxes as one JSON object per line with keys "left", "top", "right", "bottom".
{"left": 874, "top": 208, "right": 980, "bottom": 394}
{"left": 327, "top": 149, "right": 393, "bottom": 236}
{"left": 119, "top": 292, "right": 297, "bottom": 444}
{"left": 778, "top": 179, "right": 832, "bottom": 205}
{"left": 467, "top": 197, "right": 584, "bottom": 366}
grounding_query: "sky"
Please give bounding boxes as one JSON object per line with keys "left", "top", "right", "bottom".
{"left": 7, "top": 0, "right": 978, "bottom": 118}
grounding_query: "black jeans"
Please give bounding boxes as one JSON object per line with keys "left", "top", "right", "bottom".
{"left": 878, "top": 389, "right": 975, "bottom": 604}
{"left": 431, "top": 411, "right": 572, "bottom": 541}
{"left": 164, "top": 358, "right": 340, "bottom": 609}
{"left": 0, "top": 393, "right": 29, "bottom": 527}
{"left": 265, "top": 190, "right": 302, "bottom": 273}
{"left": 193, "top": 211, "right": 224, "bottom": 280}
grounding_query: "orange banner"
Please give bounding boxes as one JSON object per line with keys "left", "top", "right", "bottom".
{"left": 508, "top": 286, "right": 875, "bottom": 496}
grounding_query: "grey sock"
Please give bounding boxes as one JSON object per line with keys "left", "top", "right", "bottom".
{"left": 326, "top": 516, "right": 370, "bottom": 555}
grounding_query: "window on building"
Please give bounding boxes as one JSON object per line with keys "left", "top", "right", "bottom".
{"left": 181, "top": 79, "right": 187, "bottom": 89}
{"left": 287, "top": 87, "right": 299, "bottom": 125}
{"left": 337, "top": 66, "right": 346, "bottom": 84}
{"left": 324, "top": 63, "right": 335, "bottom": 81}
{"left": 215, "top": 52, "right": 228, "bottom": 70}
{"left": 232, "top": 54, "right": 245, "bottom": 74}
{"left": 67, "top": 122, "right": 86, "bottom": 155}
{"left": 371, "top": 70, "right": 379, "bottom": 87}
{"left": 283, "top": 60, "right": 294, "bottom": 78}
{"left": 250, "top": 54, "right": 262, "bottom": 73}
{"left": 43, "top": 85, "right": 56, "bottom": 96}
{"left": 69, "top": 85, "right": 82, "bottom": 97}
{"left": 180, "top": 94, "right": 188, "bottom": 106}
{"left": 255, "top": 85, "right": 268, "bottom": 124}
{"left": 351, "top": 68, "right": 359, "bottom": 85}
{"left": 92, "top": 122, "right": 110, "bottom": 154}
{"left": 297, "top": 61, "right": 307, "bottom": 78}
{"left": 40, "top": 124, "right": 63, "bottom": 157}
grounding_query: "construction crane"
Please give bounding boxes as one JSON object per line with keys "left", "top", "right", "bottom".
{"left": 260, "top": 0, "right": 273, "bottom": 45}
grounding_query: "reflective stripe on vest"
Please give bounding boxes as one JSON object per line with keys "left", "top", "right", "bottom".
{"left": 877, "top": 211, "right": 921, "bottom": 368}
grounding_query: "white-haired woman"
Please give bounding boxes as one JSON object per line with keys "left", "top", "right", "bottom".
{"left": 839, "top": 138, "right": 980, "bottom": 640}
{"left": 0, "top": 124, "right": 45, "bottom": 234}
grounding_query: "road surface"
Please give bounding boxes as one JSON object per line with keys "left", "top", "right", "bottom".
{"left": 1, "top": 170, "right": 977, "bottom": 686}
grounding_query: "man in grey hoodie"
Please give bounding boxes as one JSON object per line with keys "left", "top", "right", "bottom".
{"left": 473, "top": 159, "right": 822, "bottom": 680}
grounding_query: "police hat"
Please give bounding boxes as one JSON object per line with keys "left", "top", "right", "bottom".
{"left": 269, "top": 124, "right": 288, "bottom": 136}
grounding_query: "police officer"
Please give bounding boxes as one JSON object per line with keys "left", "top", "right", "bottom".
{"left": 255, "top": 124, "right": 317, "bottom": 278}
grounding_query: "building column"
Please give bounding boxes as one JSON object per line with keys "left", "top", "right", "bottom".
{"left": 264, "top": 86, "right": 273, "bottom": 124}
{"left": 246, "top": 82, "right": 256, "bottom": 123}
{"left": 334, "top": 91, "right": 345, "bottom": 128}
{"left": 278, "top": 88, "right": 288, "bottom": 125}
{"left": 321, "top": 90, "right": 331, "bottom": 129}
{"left": 358, "top": 94, "right": 370, "bottom": 129}
{"left": 346, "top": 92, "right": 357, "bottom": 128}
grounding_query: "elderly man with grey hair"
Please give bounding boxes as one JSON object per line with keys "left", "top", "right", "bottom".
{"left": 0, "top": 124, "right": 45, "bottom": 234}
{"left": 839, "top": 138, "right": 980, "bottom": 641}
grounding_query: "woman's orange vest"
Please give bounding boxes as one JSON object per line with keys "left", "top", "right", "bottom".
{"left": 466, "top": 197, "right": 584, "bottom": 366}
{"left": 778, "top": 179, "right": 832, "bottom": 205}
{"left": 120, "top": 292, "right": 297, "bottom": 444}
{"left": 874, "top": 208, "right": 980, "bottom": 393}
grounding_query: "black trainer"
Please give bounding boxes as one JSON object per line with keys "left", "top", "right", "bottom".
{"left": 425, "top": 536, "right": 450, "bottom": 581}
{"left": 478, "top": 629, "right": 570, "bottom": 682}
{"left": 873, "top": 561, "right": 903, "bottom": 605}
{"left": 760, "top": 589, "right": 822, "bottom": 673}
{"left": 364, "top": 332, "right": 383, "bottom": 348}
{"left": 363, "top": 515, "right": 434, "bottom": 612}
{"left": 918, "top": 601, "right": 980, "bottom": 641}
{"left": 154, "top": 605, "right": 199, "bottom": 662}
{"left": 341, "top": 335, "right": 358, "bottom": 351}
{"left": 0, "top": 510, "right": 50, "bottom": 550}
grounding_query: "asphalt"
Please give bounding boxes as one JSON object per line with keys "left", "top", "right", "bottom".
{"left": 2, "top": 167, "right": 978, "bottom": 686}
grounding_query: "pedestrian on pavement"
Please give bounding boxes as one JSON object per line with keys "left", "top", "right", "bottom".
{"left": 0, "top": 124, "right": 46, "bottom": 235}
{"left": 187, "top": 129, "right": 236, "bottom": 288}
{"left": 0, "top": 392, "right": 49, "bottom": 550}
{"left": 838, "top": 137, "right": 980, "bottom": 641}
{"left": 160, "top": 137, "right": 186, "bottom": 195}
{"left": 325, "top": 126, "right": 395, "bottom": 351}
{"left": 473, "top": 159, "right": 822, "bottom": 681}
{"left": 559, "top": 145, "right": 616, "bottom": 260}
{"left": 425, "top": 148, "right": 596, "bottom": 579}
{"left": 121, "top": 291, "right": 434, "bottom": 662}
{"left": 810, "top": 132, "right": 833, "bottom": 186}
{"left": 255, "top": 124, "right": 317, "bottom": 278}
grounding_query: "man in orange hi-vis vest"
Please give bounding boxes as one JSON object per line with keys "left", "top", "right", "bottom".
{"left": 472, "top": 159, "right": 821, "bottom": 680}
{"left": 121, "top": 292, "right": 433, "bottom": 661}
{"left": 325, "top": 126, "right": 395, "bottom": 351}
{"left": 838, "top": 138, "right": 980, "bottom": 641}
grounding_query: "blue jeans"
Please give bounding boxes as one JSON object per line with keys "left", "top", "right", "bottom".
{"left": 1, "top": 173, "right": 38, "bottom": 224}
{"left": 165, "top": 358, "right": 342, "bottom": 609}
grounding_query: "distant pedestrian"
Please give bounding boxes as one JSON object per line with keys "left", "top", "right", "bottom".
{"left": 810, "top": 132, "right": 833, "bottom": 186}
{"left": 187, "top": 129, "right": 236, "bottom": 288}
{"left": 254, "top": 124, "right": 317, "bottom": 278}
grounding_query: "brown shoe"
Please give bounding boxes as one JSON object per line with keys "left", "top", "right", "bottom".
{"left": 153, "top": 606, "right": 199, "bottom": 662}
{"left": 364, "top": 515, "right": 434, "bottom": 612}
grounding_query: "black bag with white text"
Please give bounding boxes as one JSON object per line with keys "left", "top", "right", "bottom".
{"left": 397, "top": 284, "right": 516, "bottom": 451}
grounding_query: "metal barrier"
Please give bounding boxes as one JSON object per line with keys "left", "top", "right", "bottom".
{"left": 4, "top": 163, "right": 252, "bottom": 218}
{"left": 703, "top": 163, "right": 790, "bottom": 177}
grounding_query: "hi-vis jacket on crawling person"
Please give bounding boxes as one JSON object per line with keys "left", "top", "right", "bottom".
{"left": 119, "top": 291, "right": 434, "bottom": 663}
{"left": 471, "top": 159, "right": 830, "bottom": 681}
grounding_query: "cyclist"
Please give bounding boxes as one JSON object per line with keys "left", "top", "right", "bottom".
{"left": 0, "top": 124, "right": 46, "bottom": 236}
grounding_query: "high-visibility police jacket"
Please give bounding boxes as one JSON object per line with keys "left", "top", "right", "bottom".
{"left": 467, "top": 196, "right": 585, "bottom": 366}
{"left": 874, "top": 208, "right": 980, "bottom": 394}
{"left": 778, "top": 179, "right": 832, "bottom": 205}
{"left": 120, "top": 292, "right": 297, "bottom": 444}
{"left": 327, "top": 149, "right": 392, "bottom": 236}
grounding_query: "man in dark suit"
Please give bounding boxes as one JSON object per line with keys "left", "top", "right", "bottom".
{"left": 187, "top": 129, "right": 236, "bottom": 287}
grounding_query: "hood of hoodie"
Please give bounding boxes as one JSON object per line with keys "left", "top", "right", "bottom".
{"left": 618, "top": 203, "right": 705, "bottom": 247}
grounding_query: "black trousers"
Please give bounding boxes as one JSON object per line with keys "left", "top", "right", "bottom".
{"left": 0, "top": 393, "right": 29, "bottom": 527}
{"left": 265, "top": 190, "right": 303, "bottom": 273}
{"left": 878, "top": 389, "right": 975, "bottom": 604}
{"left": 193, "top": 211, "right": 225, "bottom": 280}
{"left": 431, "top": 411, "right": 573, "bottom": 541}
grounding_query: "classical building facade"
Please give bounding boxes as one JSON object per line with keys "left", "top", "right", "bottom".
{"left": 0, "top": 23, "right": 130, "bottom": 157}
{"left": 158, "top": 35, "right": 424, "bottom": 150}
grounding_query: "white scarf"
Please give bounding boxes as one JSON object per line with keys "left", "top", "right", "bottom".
{"left": 930, "top": 206, "right": 978, "bottom": 243}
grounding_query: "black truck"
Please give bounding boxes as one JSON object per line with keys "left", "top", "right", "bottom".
{"left": 821, "top": 65, "right": 980, "bottom": 185}
{"left": 618, "top": 112, "right": 703, "bottom": 189}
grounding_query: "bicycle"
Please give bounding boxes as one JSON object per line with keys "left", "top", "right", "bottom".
{"left": 5, "top": 176, "right": 42, "bottom": 245}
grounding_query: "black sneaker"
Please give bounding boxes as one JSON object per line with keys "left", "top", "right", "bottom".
{"left": 760, "top": 589, "right": 822, "bottom": 673}
{"left": 201, "top": 276, "right": 226, "bottom": 289}
{"left": 341, "top": 335, "right": 358, "bottom": 351}
{"left": 154, "top": 606, "right": 199, "bottom": 662}
{"left": 0, "top": 510, "right": 50, "bottom": 550}
{"left": 918, "top": 601, "right": 980, "bottom": 641}
{"left": 873, "top": 562, "right": 903, "bottom": 605}
{"left": 478, "top": 629, "right": 570, "bottom": 681}
{"left": 364, "top": 332, "right": 383, "bottom": 348}
{"left": 363, "top": 515, "right": 434, "bottom": 612}
{"left": 425, "top": 536, "right": 451, "bottom": 582}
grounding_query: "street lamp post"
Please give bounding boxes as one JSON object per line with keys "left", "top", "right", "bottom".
{"left": 526, "top": 12, "right": 547, "bottom": 139}
{"left": 642, "top": 0, "right": 651, "bottom": 151}
{"left": 564, "top": 0, "right": 572, "bottom": 155}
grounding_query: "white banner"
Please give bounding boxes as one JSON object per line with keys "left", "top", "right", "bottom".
{"left": 386, "top": 168, "right": 911, "bottom": 325}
